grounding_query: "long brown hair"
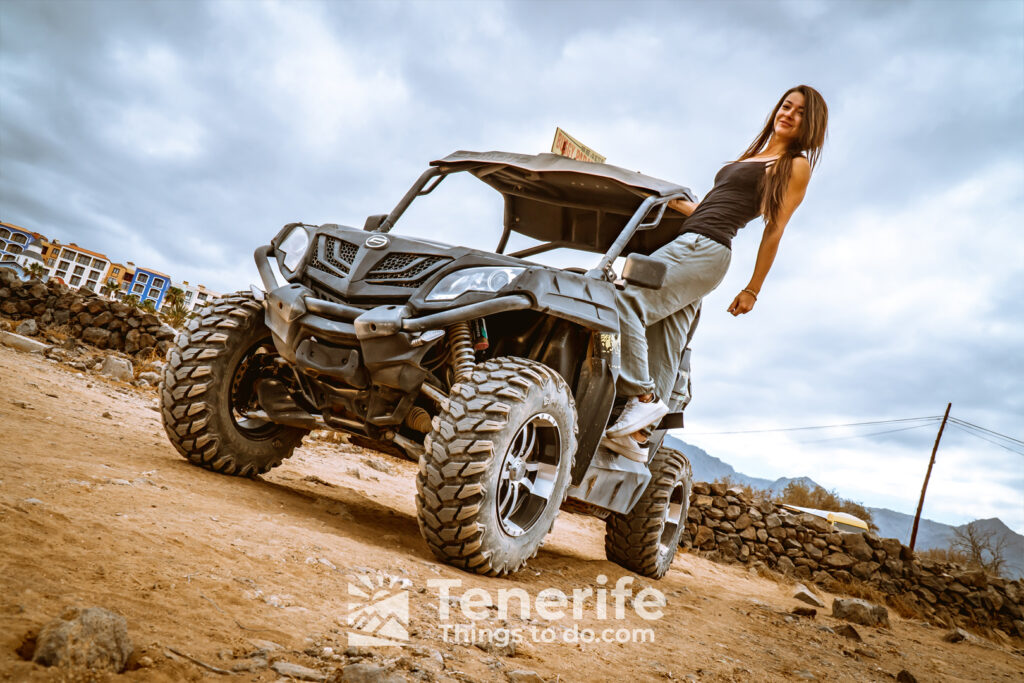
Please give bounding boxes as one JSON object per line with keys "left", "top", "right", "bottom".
{"left": 739, "top": 85, "right": 828, "bottom": 227}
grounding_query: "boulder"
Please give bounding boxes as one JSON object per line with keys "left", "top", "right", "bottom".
{"left": 776, "top": 555, "right": 796, "bottom": 575}
{"left": 270, "top": 661, "right": 327, "bottom": 681}
{"left": 137, "top": 371, "right": 162, "bottom": 386}
{"left": 795, "top": 513, "right": 831, "bottom": 534}
{"left": 832, "top": 598, "right": 890, "bottom": 628}
{"left": 82, "top": 327, "right": 111, "bottom": 348}
{"left": 764, "top": 513, "right": 781, "bottom": 529}
{"left": 841, "top": 533, "right": 875, "bottom": 562}
{"left": 793, "top": 583, "right": 826, "bottom": 608}
{"left": 0, "top": 330, "right": 50, "bottom": 353}
{"left": 32, "top": 607, "right": 132, "bottom": 673}
{"left": 100, "top": 356, "right": 133, "bottom": 382}
{"left": 834, "top": 623, "right": 862, "bottom": 641}
{"left": 16, "top": 319, "right": 38, "bottom": 336}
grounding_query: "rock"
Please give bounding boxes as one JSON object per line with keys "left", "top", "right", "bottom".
{"left": 155, "top": 324, "right": 177, "bottom": 341}
{"left": 795, "top": 513, "right": 831, "bottom": 534}
{"left": 794, "top": 671, "right": 815, "bottom": 680}
{"left": 693, "top": 526, "right": 714, "bottom": 548}
{"left": 841, "top": 533, "right": 875, "bottom": 562}
{"left": 777, "top": 555, "right": 796, "bottom": 575}
{"left": 15, "top": 319, "right": 38, "bottom": 336}
{"left": 832, "top": 598, "right": 890, "bottom": 628}
{"left": 82, "top": 327, "right": 112, "bottom": 348}
{"left": 137, "top": 371, "right": 162, "bottom": 386}
{"left": 32, "top": 607, "right": 132, "bottom": 673}
{"left": 833, "top": 623, "right": 862, "bottom": 641}
{"left": 269, "top": 660, "right": 326, "bottom": 681}
{"left": 792, "top": 606, "right": 817, "bottom": 617}
{"left": 507, "top": 671, "right": 545, "bottom": 683}
{"left": 896, "top": 670, "right": 919, "bottom": 683}
{"left": 734, "top": 513, "right": 752, "bottom": 531}
{"left": 248, "top": 638, "right": 284, "bottom": 651}
{"left": 765, "top": 513, "right": 781, "bottom": 529}
{"left": 342, "top": 662, "right": 406, "bottom": 683}
{"left": 140, "top": 313, "right": 161, "bottom": 326}
{"left": 0, "top": 330, "right": 51, "bottom": 353}
{"left": 822, "top": 552, "right": 856, "bottom": 569}
{"left": 943, "top": 627, "right": 974, "bottom": 643}
{"left": 793, "top": 584, "right": 826, "bottom": 608}
{"left": 100, "top": 356, "right": 133, "bottom": 382}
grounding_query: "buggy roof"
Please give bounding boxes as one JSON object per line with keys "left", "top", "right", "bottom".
{"left": 431, "top": 151, "right": 696, "bottom": 255}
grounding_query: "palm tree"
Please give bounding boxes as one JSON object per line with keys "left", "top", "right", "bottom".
{"left": 27, "top": 262, "right": 47, "bottom": 280}
{"left": 140, "top": 299, "right": 157, "bottom": 313}
{"left": 123, "top": 294, "right": 140, "bottom": 308}
{"left": 101, "top": 278, "right": 119, "bottom": 298}
{"left": 165, "top": 286, "right": 185, "bottom": 307}
{"left": 161, "top": 299, "right": 192, "bottom": 329}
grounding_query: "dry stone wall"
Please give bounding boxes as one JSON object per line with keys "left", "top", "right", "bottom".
{"left": 682, "top": 482, "right": 1024, "bottom": 639}
{"left": 0, "top": 271, "right": 176, "bottom": 356}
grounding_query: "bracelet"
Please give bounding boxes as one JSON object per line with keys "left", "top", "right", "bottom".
{"left": 742, "top": 288, "right": 759, "bottom": 300}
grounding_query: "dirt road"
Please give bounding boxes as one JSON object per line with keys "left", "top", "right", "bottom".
{"left": 1, "top": 343, "right": 1021, "bottom": 681}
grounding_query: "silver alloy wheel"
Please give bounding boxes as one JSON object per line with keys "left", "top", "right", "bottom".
{"left": 496, "top": 413, "right": 561, "bottom": 537}
{"left": 659, "top": 481, "right": 687, "bottom": 556}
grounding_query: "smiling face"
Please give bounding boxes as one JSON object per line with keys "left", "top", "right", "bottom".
{"left": 773, "top": 90, "right": 806, "bottom": 142}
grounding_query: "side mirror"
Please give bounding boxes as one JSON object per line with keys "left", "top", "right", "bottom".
{"left": 363, "top": 214, "right": 388, "bottom": 232}
{"left": 622, "top": 254, "right": 666, "bottom": 289}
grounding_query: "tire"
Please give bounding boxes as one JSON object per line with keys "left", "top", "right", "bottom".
{"left": 160, "top": 292, "right": 308, "bottom": 476}
{"left": 605, "top": 446, "right": 692, "bottom": 579}
{"left": 416, "top": 357, "right": 578, "bottom": 576}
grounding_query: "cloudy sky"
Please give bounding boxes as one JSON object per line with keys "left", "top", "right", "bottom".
{"left": 2, "top": 0, "right": 1022, "bottom": 534}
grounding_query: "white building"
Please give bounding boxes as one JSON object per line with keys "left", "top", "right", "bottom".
{"left": 48, "top": 243, "right": 112, "bottom": 294}
{"left": 0, "top": 221, "right": 47, "bottom": 280}
{"left": 163, "top": 280, "right": 219, "bottom": 313}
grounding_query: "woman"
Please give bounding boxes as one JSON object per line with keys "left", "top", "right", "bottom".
{"left": 603, "top": 85, "right": 829, "bottom": 462}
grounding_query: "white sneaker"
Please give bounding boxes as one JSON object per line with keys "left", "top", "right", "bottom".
{"left": 605, "top": 396, "right": 669, "bottom": 438}
{"left": 601, "top": 435, "right": 650, "bottom": 463}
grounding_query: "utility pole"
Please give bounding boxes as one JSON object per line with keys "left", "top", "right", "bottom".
{"left": 910, "top": 403, "right": 952, "bottom": 551}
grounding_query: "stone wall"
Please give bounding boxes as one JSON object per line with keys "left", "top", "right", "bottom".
{"left": 0, "top": 270, "right": 176, "bottom": 356}
{"left": 682, "top": 482, "right": 1024, "bottom": 639}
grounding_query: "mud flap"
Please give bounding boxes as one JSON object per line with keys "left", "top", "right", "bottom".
{"left": 565, "top": 446, "right": 652, "bottom": 515}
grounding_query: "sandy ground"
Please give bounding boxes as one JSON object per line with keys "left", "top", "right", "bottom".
{"left": 1, "top": 342, "right": 1022, "bottom": 682}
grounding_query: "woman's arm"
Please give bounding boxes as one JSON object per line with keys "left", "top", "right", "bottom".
{"left": 668, "top": 198, "right": 698, "bottom": 216}
{"left": 727, "top": 157, "right": 811, "bottom": 316}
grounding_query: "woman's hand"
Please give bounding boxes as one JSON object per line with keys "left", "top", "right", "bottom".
{"left": 727, "top": 290, "right": 757, "bottom": 316}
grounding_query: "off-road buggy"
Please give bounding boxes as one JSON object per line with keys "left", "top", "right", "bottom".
{"left": 161, "top": 151, "right": 699, "bottom": 579}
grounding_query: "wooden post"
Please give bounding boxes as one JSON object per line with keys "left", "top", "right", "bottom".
{"left": 909, "top": 403, "right": 952, "bottom": 551}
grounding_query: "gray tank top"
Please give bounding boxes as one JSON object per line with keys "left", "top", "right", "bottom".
{"left": 682, "top": 160, "right": 768, "bottom": 249}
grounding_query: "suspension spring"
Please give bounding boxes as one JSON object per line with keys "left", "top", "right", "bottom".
{"left": 448, "top": 321, "right": 475, "bottom": 382}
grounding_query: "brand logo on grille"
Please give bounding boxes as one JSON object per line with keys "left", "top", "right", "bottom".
{"left": 365, "top": 235, "right": 389, "bottom": 249}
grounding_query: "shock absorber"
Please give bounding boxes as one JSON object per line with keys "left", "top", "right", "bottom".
{"left": 448, "top": 321, "right": 475, "bottom": 382}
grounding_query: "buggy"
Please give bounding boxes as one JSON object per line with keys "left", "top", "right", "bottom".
{"left": 161, "top": 151, "right": 698, "bottom": 578}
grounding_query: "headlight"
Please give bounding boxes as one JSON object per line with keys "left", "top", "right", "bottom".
{"left": 279, "top": 226, "right": 311, "bottom": 272}
{"left": 425, "top": 267, "right": 525, "bottom": 302}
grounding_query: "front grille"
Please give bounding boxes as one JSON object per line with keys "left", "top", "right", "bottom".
{"left": 310, "top": 235, "right": 358, "bottom": 277}
{"left": 365, "top": 253, "right": 449, "bottom": 287}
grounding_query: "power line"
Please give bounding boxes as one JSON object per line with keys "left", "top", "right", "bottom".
{"left": 687, "top": 416, "right": 942, "bottom": 436}
{"left": 793, "top": 422, "right": 938, "bottom": 445}
{"left": 947, "top": 422, "right": 1024, "bottom": 457}
{"left": 947, "top": 417, "right": 1024, "bottom": 447}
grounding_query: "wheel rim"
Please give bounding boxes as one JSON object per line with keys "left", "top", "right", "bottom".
{"left": 229, "top": 338, "right": 281, "bottom": 439}
{"left": 496, "top": 413, "right": 561, "bottom": 537}
{"left": 659, "top": 481, "right": 687, "bottom": 557}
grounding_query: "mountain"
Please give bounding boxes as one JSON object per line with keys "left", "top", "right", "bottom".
{"left": 666, "top": 435, "right": 1024, "bottom": 579}
{"left": 664, "top": 435, "right": 821, "bottom": 495}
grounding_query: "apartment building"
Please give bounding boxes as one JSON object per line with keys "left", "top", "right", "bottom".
{"left": 47, "top": 243, "right": 112, "bottom": 293}
{"left": 126, "top": 267, "right": 171, "bottom": 308}
{"left": 0, "top": 221, "right": 47, "bottom": 280}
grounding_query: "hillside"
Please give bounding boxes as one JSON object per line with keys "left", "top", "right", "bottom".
{"left": 3, "top": 341, "right": 1023, "bottom": 681}
{"left": 667, "top": 436, "right": 1024, "bottom": 579}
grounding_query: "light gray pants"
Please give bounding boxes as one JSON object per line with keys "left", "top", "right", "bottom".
{"left": 615, "top": 233, "right": 731, "bottom": 400}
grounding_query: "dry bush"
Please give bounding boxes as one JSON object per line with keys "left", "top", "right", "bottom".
{"left": 133, "top": 347, "right": 164, "bottom": 377}
{"left": 713, "top": 476, "right": 772, "bottom": 502}
{"left": 831, "top": 579, "right": 885, "bottom": 603}
{"left": 775, "top": 480, "right": 875, "bottom": 530}
{"left": 885, "top": 593, "right": 923, "bottom": 620}
{"left": 917, "top": 547, "right": 969, "bottom": 564}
